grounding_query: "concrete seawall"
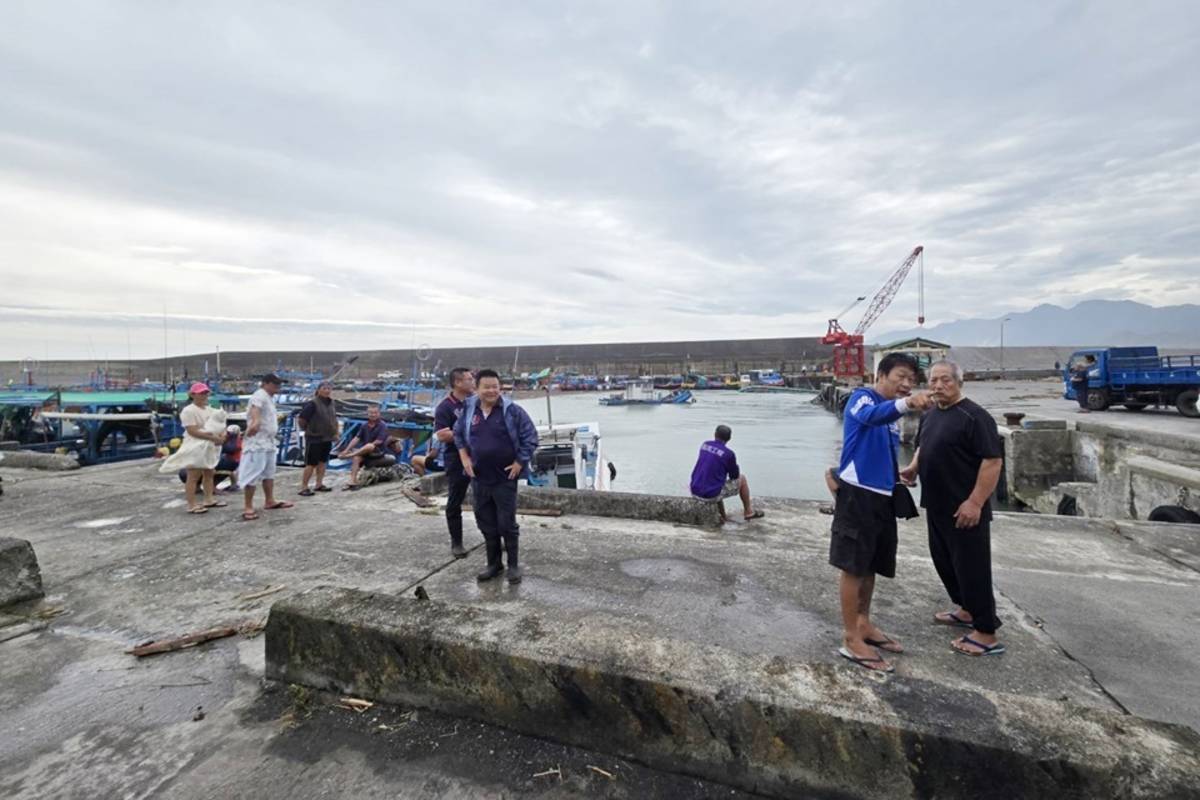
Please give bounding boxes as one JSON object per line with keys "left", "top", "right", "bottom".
{"left": 267, "top": 585, "right": 1200, "bottom": 799}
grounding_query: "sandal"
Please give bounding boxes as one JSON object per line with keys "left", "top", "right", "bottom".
{"left": 264, "top": 501, "right": 294, "bottom": 510}
{"left": 203, "top": 501, "right": 228, "bottom": 508}
{"left": 864, "top": 633, "right": 904, "bottom": 654}
{"left": 314, "top": 485, "right": 332, "bottom": 493}
{"left": 743, "top": 509, "right": 765, "bottom": 520}
{"left": 837, "top": 646, "right": 894, "bottom": 673}
{"left": 298, "top": 488, "right": 315, "bottom": 497}
{"left": 241, "top": 511, "right": 260, "bottom": 521}
{"left": 934, "top": 611, "right": 974, "bottom": 628}
{"left": 187, "top": 506, "right": 209, "bottom": 515}
{"left": 953, "top": 635, "right": 1006, "bottom": 657}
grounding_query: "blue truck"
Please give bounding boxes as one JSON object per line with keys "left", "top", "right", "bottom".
{"left": 1063, "top": 347, "right": 1200, "bottom": 417}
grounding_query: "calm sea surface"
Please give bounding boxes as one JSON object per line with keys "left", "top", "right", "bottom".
{"left": 515, "top": 390, "right": 844, "bottom": 500}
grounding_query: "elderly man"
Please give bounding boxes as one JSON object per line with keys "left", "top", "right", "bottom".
{"left": 900, "top": 360, "right": 1006, "bottom": 657}
{"left": 238, "top": 374, "right": 293, "bottom": 520}
{"left": 830, "top": 353, "right": 931, "bottom": 672}
{"left": 298, "top": 381, "right": 339, "bottom": 496}
{"left": 338, "top": 405, "right": 394, "bottom": 491}
{"left": 454, "top": 369, "right": 538, "bottom": 583}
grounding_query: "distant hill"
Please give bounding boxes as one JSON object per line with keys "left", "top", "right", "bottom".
{"left": 875, "top": 300, "right": 1200, "bottom": 348}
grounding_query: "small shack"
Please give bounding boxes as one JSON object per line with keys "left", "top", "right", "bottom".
{"left": 871, "top": 337, "right": 951, "bottom": 378}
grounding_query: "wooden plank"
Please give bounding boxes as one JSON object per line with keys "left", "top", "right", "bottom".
{"left": 126, "top": 626, "right": 238, "bottom": 657}
{"left": 401, "top": 488, "right": 434, "bottom": 508}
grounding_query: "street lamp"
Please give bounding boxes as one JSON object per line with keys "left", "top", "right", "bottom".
{"left": 1000, "top": 317, "right": 1012, "bottom": 378}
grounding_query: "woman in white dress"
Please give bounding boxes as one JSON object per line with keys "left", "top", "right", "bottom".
{"left": 160, "top": 382, "right": 228, "bottom": 514}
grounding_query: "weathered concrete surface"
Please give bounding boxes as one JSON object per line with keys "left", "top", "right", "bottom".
{"left": 0, "top": 537, "right": 43, "bottom": 606}
{"left": 0, "top": 450, "right": 80, "bottom": 471}
{"left": 3, "top": 460, "right": 1200, "bottom": 798}
{"left": 970, "top": 379, "right": 1200, "bottom": 519}
{"left": 519, "top": 485, "right": 722, "bottom": 525}
{"left": 268, "top": 586, "right": 1200, "bottom": 800}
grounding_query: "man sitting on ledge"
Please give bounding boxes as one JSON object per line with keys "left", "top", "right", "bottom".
{"left": 689, "top": 425, "right": 763, "bottom": 523}
{"left": 338, "top": 405, "right": 394, "bottom": 490}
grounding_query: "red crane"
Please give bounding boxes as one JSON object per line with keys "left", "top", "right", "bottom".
{"left": 822, "top": 245, "right": 925, "bottom": 380}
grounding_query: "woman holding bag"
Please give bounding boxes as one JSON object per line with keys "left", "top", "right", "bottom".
{"left": 160, "top": 382, "right": 228, "bottom": 514}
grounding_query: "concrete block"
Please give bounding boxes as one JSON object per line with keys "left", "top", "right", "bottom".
{"left": 518, "top": 486, "right": 722, "bottom": 526}
{"left": 1022, "top": 418, "right": 1068, "bottom": 430}
{"left": 266, "top": 587, "right": 1200, "bottom": 800}
{"left": 0, "top": 538, "right": 44, "bottom": 606}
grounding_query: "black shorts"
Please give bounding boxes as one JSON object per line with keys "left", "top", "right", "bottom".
{"left": 425, "top": 459, "right": 445, "bottom": 473}
{"left": 829, "top": 482, "right": 898, "bottom": 578}
{"left": 304, "top": 440, "right": 333, "bottom": 467}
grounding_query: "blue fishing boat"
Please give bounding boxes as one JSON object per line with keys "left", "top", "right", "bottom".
{"left": 598, "top": 381, "right": 695, "bottom": 406}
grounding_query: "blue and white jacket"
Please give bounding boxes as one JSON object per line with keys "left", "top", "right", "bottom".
{"left": 837, "top": 387, "right": 909, "bottom": 495}
{"left": 453, "top": 395, "right": 539, "bottom": 479}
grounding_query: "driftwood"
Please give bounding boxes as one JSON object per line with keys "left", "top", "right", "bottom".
{"left": 127, "top": 626, "right": 238, "bottom": 657}
{"left": 401, "top": 488, "right": 434, "bottom": 508}
{"left": 461, "top": 506, "right": 563, "bottom": 518}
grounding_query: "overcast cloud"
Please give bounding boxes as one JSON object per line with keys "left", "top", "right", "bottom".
{"left": 1, "top": 2, "right": 1198, "bottom": 360}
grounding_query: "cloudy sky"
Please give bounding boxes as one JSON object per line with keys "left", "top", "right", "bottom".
{"left": 1, "top": 2, "right": 1197, "bottom": 360}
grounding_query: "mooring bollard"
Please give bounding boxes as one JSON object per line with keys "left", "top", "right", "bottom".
{"left": 1003, "top": 412, "right": 1026, "bottom": 427}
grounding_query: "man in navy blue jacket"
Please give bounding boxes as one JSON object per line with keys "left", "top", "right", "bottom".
{"left": 454, "top": 369, "right": 539, "bottom": 583}
{"left": 831, "top": 353, "right": 930, "bottom": 673}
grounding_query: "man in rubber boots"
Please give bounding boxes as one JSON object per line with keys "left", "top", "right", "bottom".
{"left": 454, "top": 369, "right": 538, "bottom": 584}
{"left": 900, "top": 360, "right": 1006, "bottom": 657}
{"left": 830, "top": 353, "right": 930, "bottom": 672}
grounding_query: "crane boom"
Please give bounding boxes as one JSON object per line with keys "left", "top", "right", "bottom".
{"left": 821, "top": 245, "right": 925, "bottom": 382}
{"left": 854, "top": 246, "right": 924, "bottom": 335}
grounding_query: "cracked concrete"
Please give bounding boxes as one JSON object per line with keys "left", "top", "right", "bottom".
{"left": 1, "top": 460, "right": 1199, "bottom": 798}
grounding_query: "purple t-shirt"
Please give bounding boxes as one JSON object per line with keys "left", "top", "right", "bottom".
{"left": 689, "top": 439, "right": 740, "bottom": 498}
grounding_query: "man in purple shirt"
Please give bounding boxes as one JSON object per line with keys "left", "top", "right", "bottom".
{"left": 338, "top": 405, "right": 394, "bottom": 490}
{"left": 689, "top": 425, "right": 763, "bottom": 523}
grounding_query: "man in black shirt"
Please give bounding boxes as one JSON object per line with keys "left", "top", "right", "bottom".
{"left": 432, "top": 368, "right": 475, "bottom": 558}
{"left": 900, "top": 360, "right": 1006, "bottom": 657}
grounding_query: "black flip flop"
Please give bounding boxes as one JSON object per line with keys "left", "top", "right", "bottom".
{"left": 864, "top": 634, "right": 904, "bottom": 654}
{"left": 837, "top": 646, "right": 894, "bottom": 673}
{"left": 298, "top": 488, "right": 315, "bottom": 497}
{"left": 314, "top": 485, "right": 332, "bottom": 492}
{"left": 743, "top": 510, "right": 765, "bottom": 520}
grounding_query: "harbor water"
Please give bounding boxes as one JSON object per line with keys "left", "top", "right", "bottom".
{"left": 516, "top": 390, "right": 843, "bottom": 500}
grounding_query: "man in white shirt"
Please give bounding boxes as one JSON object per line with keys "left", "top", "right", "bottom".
{"left": 237, "top": 374, "right": 293, "bottom": 520}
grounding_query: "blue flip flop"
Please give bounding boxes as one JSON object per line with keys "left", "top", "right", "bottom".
{"left": 954, "top": 635, "right": 1006, "bottom": 656}
{"left": 838, "top": 646, "right": 894, "bottom": 673}
{"left": 934, "top": 611, "right": 974, "bottom": 628}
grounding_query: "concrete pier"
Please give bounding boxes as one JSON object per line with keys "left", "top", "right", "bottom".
{"left": 2, "top": 460, "right": 1199, "bottom": 798}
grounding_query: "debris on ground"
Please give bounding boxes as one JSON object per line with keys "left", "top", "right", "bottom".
{"left": 237, "top": 584, "right": 287, "bottom": 602}
{"left": 336, "top": 697, "right": 374, "bottom": 713}
{"left": 127, "top": 626, "right": 238, "bottom": 657}
{"left": 588, "top": 765, "right": 616, "bottom": 780}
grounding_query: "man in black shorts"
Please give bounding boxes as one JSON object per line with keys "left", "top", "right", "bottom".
{"left": 297, "top": 381, "right": 338, "bottom": 496}
{"left": 830, "top": 353, "right": 930, "bottom": 672}
{"left": 900, "top": 360, "right": 1006, "bottom": 657}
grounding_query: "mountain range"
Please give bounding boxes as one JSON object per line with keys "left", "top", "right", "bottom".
{"left": 874, "top": 300, "right": 1199, "bottom": 348}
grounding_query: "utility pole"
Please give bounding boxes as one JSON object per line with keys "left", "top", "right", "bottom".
{"left": 1000, "top": 317, "right": 1012, "bottom": 378}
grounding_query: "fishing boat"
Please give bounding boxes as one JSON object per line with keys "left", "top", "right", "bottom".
{"left": 0, "top": 389, "right": 221, "bottom": 465}
{"left": 527, "top": 422, "right": 613, "bottom": 491}
{"left": 598, "top": 381, "right": 695, "bottom": 406}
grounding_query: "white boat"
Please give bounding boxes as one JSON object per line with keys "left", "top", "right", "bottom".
{"left": 528, "top": 422, "right": 613, "bottom": 491}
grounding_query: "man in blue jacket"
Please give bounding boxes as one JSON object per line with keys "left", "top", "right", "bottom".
{"left": 831, "top": 352, "right": 930, "bottom": 672}
{"left": 454, "top": 369, "right": 539, "bottom": 583}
